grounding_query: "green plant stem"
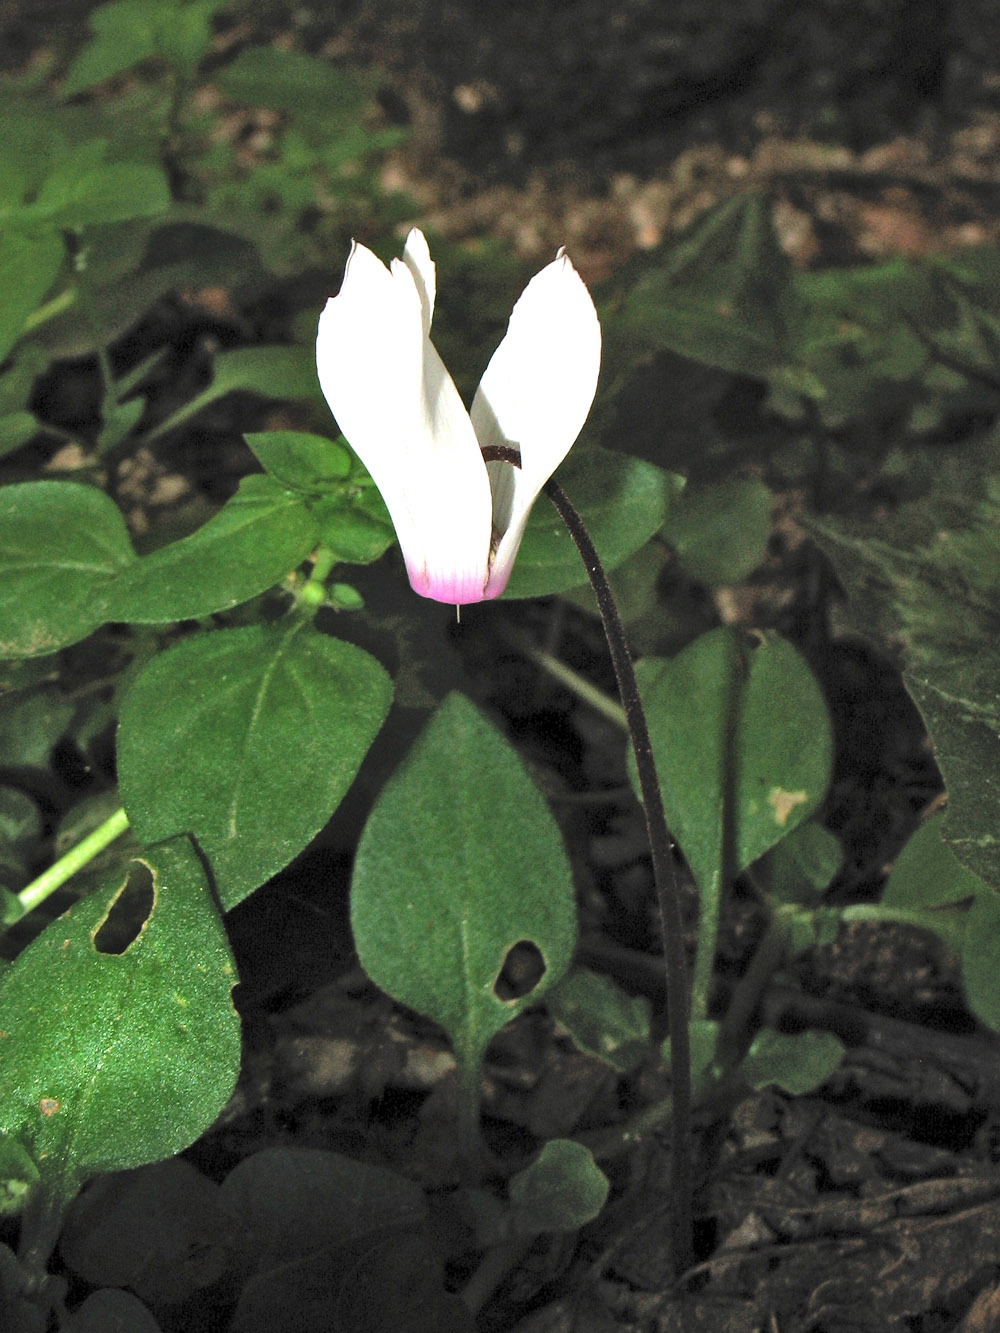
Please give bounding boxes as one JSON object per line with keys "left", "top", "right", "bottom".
{"left": 715, "top": 911, "right": 791, "bottom": 1066}
{"left": 17, "top": 1178, "right": 77, "bottom": 1289}
{"left": 16, "top": 807, "right": 130, "bottom": 918}
{"left": 70, "top": 239, "right": 117, "bottom": 409}
{"left": 455, "top": 1040, "right": 486, "bottom": 1177}
{"left": 460, "top": 1236, "right": 534, "bottom": 1317}
{"left": 501, "top": 627, "right": 626, "bottom": 728}
{"left": 543, "top": 477, "right": 693, "bottom": 1275}
{"left": 297, "top": 546, "right": 338, "bottom": 612}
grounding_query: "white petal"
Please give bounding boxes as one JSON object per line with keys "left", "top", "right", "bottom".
{"left": 401, "top": 228, "right": 435, "bottom": 338}
{"left": 470, "top": 249, "right": 601, "bottom": 596}
{"left": 316, "top": 238, "right": 493, "bottom": 603}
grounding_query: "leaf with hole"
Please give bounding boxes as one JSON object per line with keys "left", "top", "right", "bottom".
{"left": 350, "top": 693, "right": 576, "bottom": 1071}
{"left": 0, "top": 837, "right": 239, "bottom": 1209}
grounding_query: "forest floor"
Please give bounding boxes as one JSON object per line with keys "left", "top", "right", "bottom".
{"left": 5, "top": 2, "right": 1000, "bottom": 1329}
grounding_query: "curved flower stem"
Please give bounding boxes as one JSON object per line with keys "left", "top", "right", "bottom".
{"left": 543, "top": 478, "right": 693, "bottom": 1275}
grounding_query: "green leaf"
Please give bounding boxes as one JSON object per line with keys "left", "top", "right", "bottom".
{"left": 806, "top": 457, "right": 1000, "bottom": 889}
{"left": 64, "top": 1288, "right": 163, "bottom": 1333}
{"left": 0, "top": 787, "right": 42, "bottom": 888}
{"left": 61, "top": 0, "right": 217, "bottom": 95}
{"left": 350, "top": 693, "right": 576, "bottom": 1068}
{"left": 0, "top": 229, "right": 64, "bottom": 364}
{"left": 548, "top": 968, "right": 652, "bottom": 1073}
{"left": 309, "top": 494, "right": 396, "bottom": 566}
{"left": 875, "top": 815, "right": 996, "bottom": 1025}
{"left": 0, "top": 1137, "right": 39, "bottom": 1216}
{"left": 61, "top": 1157, "right": 242, "bottom": 1309}
{"left": 96, "top": 395, "right": 146, "bottom": 453}
{"left": 0, "top": 837, "right": 239, "bottom": 1203}
{"left": 0, "top": 412, "right": 40, "bottom": 459}
{"left": 0, "top": 482, "right": 136, "bottom": 659}
{"left": 104, "top": 474, "right": 318, "bottom": 623}
{"left": 960, "top": 891, "right": 1000, "bottom": 1030}
{"left": 117, "top": 622, "right": 392, "bottom": 909}
{"left": 216, "top": 46, "right": 362, "bottom": 119}
{"left": 754, "top": 819, "right": 843, "bottom": 907}
{"left": 633, "top": 628, "right": 832, "bottom": 1017}
{"left": 883, "top": 813, "right": 983, "bottom": 913}
{"left": 741, "top": 1027, "right": 845, "bottom": 1095}
{"left": 507, "top": 1140, "right": 609, "bottom": 1236}
{"left": 24, "top": 161, "right": 170, "bottom": 229}
{"left": 504, "top": 446, "right": 681, "bottom": 599}
{"left": 145, "top": 345, "right": 322, "bottom": 442}
{"left": 0, "top": 688, "right": 74, "bottom": 768}
{"left": 617, "top": 195, "right": 795, "bottom": 377}
{"left": 664, "top": 477, "right": 772, "bottom": 585}
{"left": 244, "top": 432, "right": 396, "bottom": 566}
{"left": 245, "top": 431, "right": 353, "bottom": 492}
{"left": 220, "top": 1147, "right": 427, "bottom": 1269}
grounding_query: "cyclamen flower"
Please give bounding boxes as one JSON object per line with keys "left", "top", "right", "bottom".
{"left": 316, "top": 229, "right": 601, "bottom": 604}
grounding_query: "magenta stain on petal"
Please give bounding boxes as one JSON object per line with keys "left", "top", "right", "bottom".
{"left": 406, "top": 561, "right": 489, "bottom": 605}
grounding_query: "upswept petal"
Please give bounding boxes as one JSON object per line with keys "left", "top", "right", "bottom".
{"left": 470, "top": 249, "right": 601, "bottom": 597}
{"left": 401, "top": 227, "right": 435, "bottom": 338}
{"left": 316, "top": 235, "right": 493, "bottom": 603}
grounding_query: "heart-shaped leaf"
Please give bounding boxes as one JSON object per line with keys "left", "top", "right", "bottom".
{"left": 633, "top": 628, "right": 832, "bottom": 1016}
{"left": 118, "top": 622, "right": 392, "bottom": 908}
{"left": 351, "top": 693, "right": 576, "bottom": 1070}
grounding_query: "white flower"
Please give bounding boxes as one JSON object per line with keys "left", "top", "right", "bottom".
{"left": 315, "top": 229, "right": 601, "bottom": 604}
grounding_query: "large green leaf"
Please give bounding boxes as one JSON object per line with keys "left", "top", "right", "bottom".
{"left": 0, "top": 482, "right": 136, "bottom": 658}
{"left": 117, "top": 622, "right": 392, "bottom": 908}
{"left": 807, "top": 452, "right": 1000, "bottom": 889}
{"left": 104, "top": 474, "right": 318, "bottom": 623}
{"left": 616, "top": 195, "right": 796, "bottom": 377}
{"left": 351, "top": 693, "right": 576, "bottom": 1068}
{"left": 633, "top": 628, "right": 832, "bottom": 1016}
{"left": 504, "top": 445, "right": 681, "bottom": 599}
{"left": 216, "top": 46, "right": 362, "bottom": 119}
{"left": 0, "top": 837, "right": 239, "bottom": 1206}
